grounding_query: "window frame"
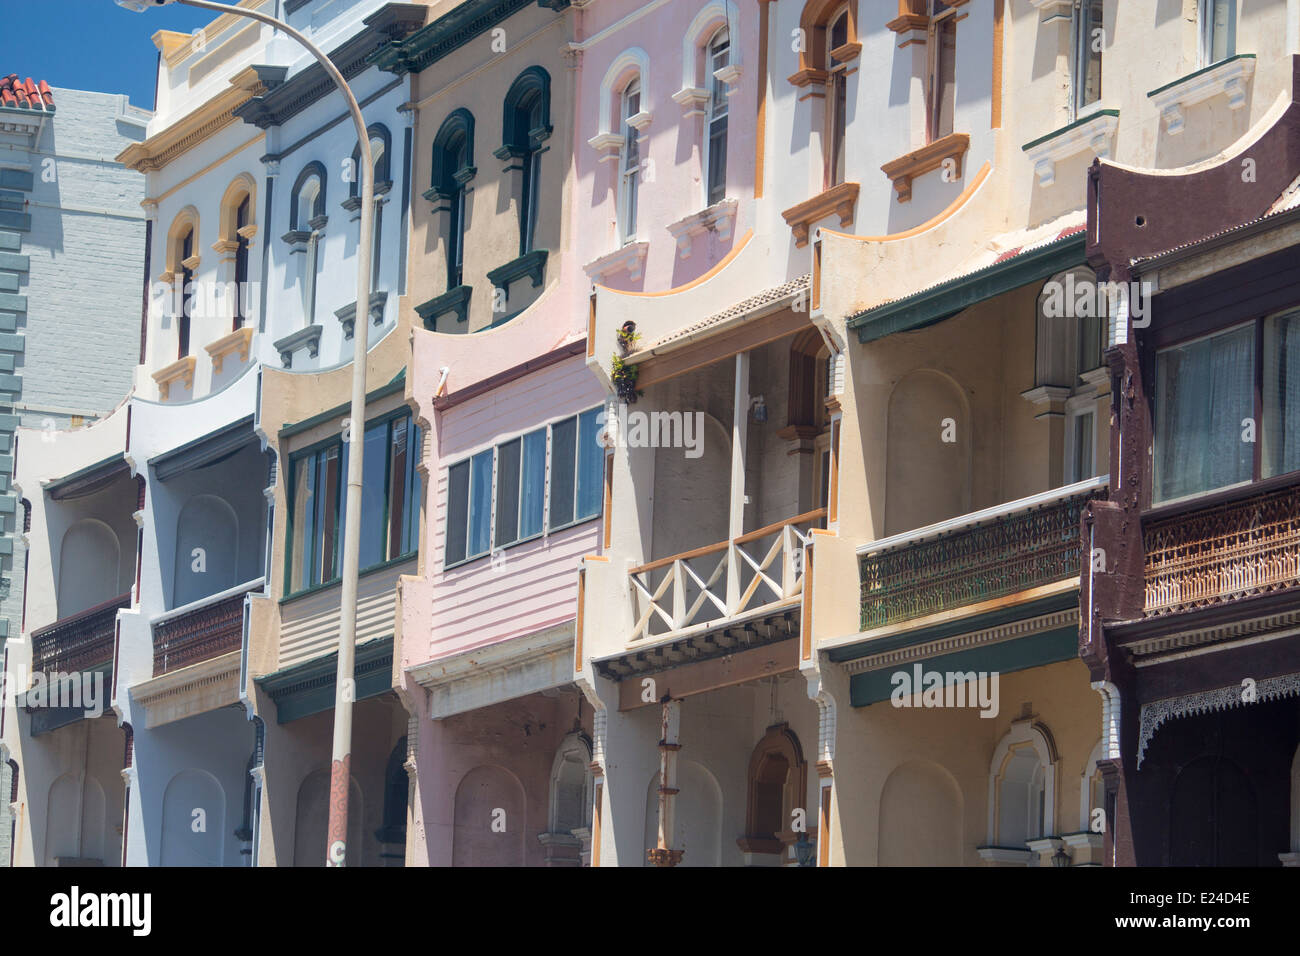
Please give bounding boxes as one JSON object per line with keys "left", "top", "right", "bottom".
{"left": 1070, "top": 0, "right": 1104, "bottom": 122}
{"left": 925, "top": 0, "right": 958, "bottom": 145}
{"left": 442, "top": 406, "right": 606, "bottom": 571}
{"left": 283, "top": 407, "right": 422, "bottom": 600}
{"left": 825, "top": 5, "right": 850, "bottom": 189}
{"left": 1199, "top": 0, "right": 1237, "bottom": 68}
{"left": 704, "top": 26, "right": 731, "bottom": 207}
{"left": 619, "top": 79, "right": 642, "bottom": 246}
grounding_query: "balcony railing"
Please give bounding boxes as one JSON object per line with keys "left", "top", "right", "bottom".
{"left": 152, "top": 578, "right": 262, "bottom": 677}
{"left": 1143, "top": 482, "right": 1300, "bottom": 617}
{"left": 30, "top": 592, "right": 129, "bottom": 675}
{"left": 628, "top": 509, "right": 826, "bottom": 642}
{"left": 858, "top": 477, "right": 1108, "bottom": 631}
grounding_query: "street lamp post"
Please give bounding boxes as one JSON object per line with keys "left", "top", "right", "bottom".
{"left": 116, "top": 0, "right": 374, "bottom": 867}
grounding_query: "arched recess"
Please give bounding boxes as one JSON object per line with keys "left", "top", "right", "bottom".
{"left": 173, "top": 494, "right": 239, "bottom": 608}
{"left": 987, "top": 722, "right": 1058, "bottom": 848}
{"left": 651, "top": 411, "right": 729, "bottom": 558}
{"left": 597, "top": 48, "right": 650, "bottom": 137}
{"left": 1080, "top": 737, "right": 1107, "bottom": 831}
{"left": 786, "top": 328, "right": 829, "bottom": 436}
{"left": 884, "top": 368, "right": 971, "bottom": 535}
{"left": 430, "top": 109, "right": 477, "bottom": 199}
{"left": 44, "top": 773, "right": 80, "bottom": 866}
{"left": 160, "top": 768, "right": 226, "bottom": 866}
{"left": 289, "top": 162, "right": 328, "bottom": 231}
{"left": 879, "top": 760, "right": 963, "bottom": 865}
{"left": 218, "top": 174, "right": 256, "bottom": 247}
{"left": 165, "top": 206, "right": 200, "bottom": 276}
{"left": 377, "top": 736, "right": 408, "bottom": 857}
{"left": 501, "top": 67, "right": 552, "bottom": 153}
{"left": 548, "top": 732, "right": 593, "bottom": 834}
{"left": 680, "top": 2, "right": 742, "bottom": 93}
{"left": 452, "top": 764, "right": 526, "bottom": 867}
{"left": 642, "top": 759, "right": 723, "bottom": 867}
{"left": 293, "top": 768, "right": 362, "bottom": 867}
{"left": 57, "top": 518, "right": 121, "bottom": 618}
{"left": 739, "top": 724, "right": 808, "bottom": 858}
{"left": 795, "top": 0, "right": 859, "bottom": 75}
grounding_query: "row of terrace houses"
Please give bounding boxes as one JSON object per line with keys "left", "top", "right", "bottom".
{"left": 3, "top": 0, "right": 1299, "bottom": 867}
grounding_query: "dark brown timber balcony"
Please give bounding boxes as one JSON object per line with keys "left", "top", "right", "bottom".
{"left": 152, "top": 579, "right": 261, "bottom": 677}
{"left": 30, "top": 593, "right": 129, "bottom": 676}
{"left": 1143, "top": 480, "right": 1300, "bottom": 617}
{"left": 859, "top": 478, "right": 1108, "bottom": 631}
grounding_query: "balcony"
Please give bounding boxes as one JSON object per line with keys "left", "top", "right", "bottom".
{"left": 30, "top": 593, "right": 129, "bottom": 676}
{"left": 628, "top": 509, "right": 824, "bottom": 642}
{"left": 859, "top": 478, "right": 1107, "bottom": 632}
{"left": 1143, "top": 481, "right": 1300, "bottom": 617}
{"left": 152, "top": 579, "right": 262, "bottom": 677}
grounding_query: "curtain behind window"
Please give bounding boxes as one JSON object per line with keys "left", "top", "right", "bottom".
{"left": 1155, "top": 324, "right": 1254, "bottom": 503}
{"left": 1264, "top": 309, "right": 1300, "bottom": 478}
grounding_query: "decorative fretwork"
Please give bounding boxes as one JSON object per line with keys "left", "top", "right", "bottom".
{"left": 152, "top": 585, "right": 254, "bottom": 677}
{"left": 628, "top": 510, "right": 825, "bottom": 642}
{"left": 1143, "top": 483, "right": 1300, "bottom": 617}
{"left": 30, "top": 593, "right": 128, "bottom": 676}
{"left": 859, "top": 484, "right": 1106, "bottom": 631}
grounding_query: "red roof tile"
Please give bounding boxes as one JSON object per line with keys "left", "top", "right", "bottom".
{"left": 0, "top": 74, "right": 54, "bottom": 112}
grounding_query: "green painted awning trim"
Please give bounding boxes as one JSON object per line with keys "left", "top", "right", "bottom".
{"left": 278, "top": 367, "right": 406, "bottom": 440}
{"left": 256, "top": 635, "right": 394, "bottom": 724}
{"left": 829, "top": 592, "right": 1078, "bottom": 664}
{"left": 847, "top": 233, "right": 1086, "bottom": 345}
{"left": 1147, "top": 53, "right": 1256, "bottom": 99}
{"left": 1022, "top": 110, "right": 1120, "bottom": 152}
{"left": 848, "top": 625, "right": 1079, "bottom": 708}
{"left": 42, "top": 453, "right": 128, "bottom": 500}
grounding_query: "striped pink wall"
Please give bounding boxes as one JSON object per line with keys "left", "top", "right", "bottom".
{"left": 421, "top": 355, "right": 607, "bottom": 664}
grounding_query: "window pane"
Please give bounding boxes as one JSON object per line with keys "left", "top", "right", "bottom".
{"left": 291, "top": 455, "right": 317, "bottom": 593}
{"left": 404, "top": 423, "right": 422, "bottom": 556}
{"left": 360, "top": 421, "right": 389, "bottom": 569}
{"left": 1154, "top": 325, "right": 1254, "bottom": 503}
{"left": 550, "top": 417, "right": 577, "bottom": 528}
{"left": 930, "top": 17, "right": 956, "bottom": 141}
{"left": 1077, "top": 0, "right": 1103, "bottom": 110}
{"left": 468, "top": 449, "right": 494, "bottom": 558}
{"left": 1209, "top": 0, "right": 1234, "bottom": 62}
{"left": 496, "top": 438, "right": 522, "bottom": 548}
{"left": 387, "top": 417, "right": 409, "bottom": 561}
{"left": 577, "top": 408, "right": 604, "bottom": 521}
{"left": 1072, "top": 412, "right": 1094, "bottom": 484}
{"left": 520, "top": 428, "right": 546, "bottom": 539}
{"left": 1264, "top": 309, "right": 1300, "bottom": 478}
{"left": 446, "top": 460, "right": 470, "bottom": 566}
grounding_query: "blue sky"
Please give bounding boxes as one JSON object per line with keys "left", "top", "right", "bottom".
{"left": 0, "top": 1, "right": 221, "bottom": 111}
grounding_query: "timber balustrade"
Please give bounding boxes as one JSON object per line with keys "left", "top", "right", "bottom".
{"left": 151, "top": 578, "right": 263, "bottom": 677}
{"left": 858, "top": 477, "right": 1108, "bottom": 631}
{"left": 628, "top": 509, "right": 826, "bottom": 641}
{"left": 30, "top": 592, "right": 129, "bottom": 676}
{"left": 1143, "top": 480, "right": 1300, "bottom": 616}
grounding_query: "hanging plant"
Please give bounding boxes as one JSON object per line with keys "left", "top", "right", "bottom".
{"left": 616, "top": 320, "right": 640, "bottom": 356}
{"left": 611, "top": 353, "right": 640, "bottom": 404}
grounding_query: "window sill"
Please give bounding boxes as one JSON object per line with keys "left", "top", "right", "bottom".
{"left": 281, "top": 551, "right": 417, "bottom": 605}
{"left": 334, "top": 290, "right": 389, "bottom": 339}
{"left": 415, "top": 284, "right": 472, "bottom": 330}
{"left": 1147, "top": 54, "right": 1256, "bottom": 135}
{"left": 780, "top": 181, "right": 859, "bottom": 247}
{"left": 665, "top": 199, "right": 738, "bottom": 259}
{"left": 204, "top": 326, "right": 254, "bottom": 375}
{"left": 1022, "top": 110, "right": 1119, "bottom": 188}
{"left": 586, "top": 132, "right": 624, "bottom": 163}
{"left": 583, "top": 241, "right": 649, "bottom": 283}
{"left": 273, "top": 324, "right": 322, "bottom": 368}
{"left": 152, "top": 355, "right": 196, "bottom": 401}
{"left": 443, "top": 513, "right": 599, "bottom": 573}
{"left": 487, "top": 249, "right": 548, "bottom": 298}
{"left": 975, "top": 846, "right": 1034, "bottom": 866}
{"left": 881, "top": 132, "right": 970, "bottom": 203}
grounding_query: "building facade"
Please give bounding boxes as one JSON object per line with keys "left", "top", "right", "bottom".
{"left": 5, "top": 0, "right": 1300, "bottom": 868}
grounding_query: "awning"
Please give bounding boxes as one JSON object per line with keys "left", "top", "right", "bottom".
{"left": 43, "top": 454, "right": 130, "bottom": 501}
{"left": 149, "top": 415, "right": 257, "bottom": 482}
{"left": 847, "top": 228, "right": 1086, "bottom": 345}
{"left": 256, "top": 636, "right": 393, "bottom": 724}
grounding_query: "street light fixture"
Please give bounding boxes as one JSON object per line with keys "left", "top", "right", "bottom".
{"left": 115, "top": 0, "right": 375, "bottom": 868}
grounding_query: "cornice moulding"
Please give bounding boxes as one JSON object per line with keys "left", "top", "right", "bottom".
{"left": 880, "top": 132, "right": 970, "bottom": 203}
{"left": 204, "top": 325, "right": 255, "bottom": 374}
{"left": 152, "top": 355, "right": 197, "bottom": 401}
{"left": 583, "top": 241, "right": 649, "bottom": 283}
{"left": 781, "top": 181, "right": 859, "bottom": 247}
{"left": 665, "top": 198, "right": 738, "bottom": 259}
{"left": 1022, "top": 110, "right": 1119, "bottom": 187}
{"left": 1148, "top": 54, "right": 1257, "bottom": 135}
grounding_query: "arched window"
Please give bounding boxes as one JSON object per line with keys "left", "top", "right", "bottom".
{"left": 619, "top": 78, "right": 642, "bottom": 245}
{"left": 987, "top": 722, "right": 1057, "bottom": 851}
{"left": 218, "top": 176, "right": 255, "bottom": 331}
{"left": 926, "top": 0, "right": 957, "bottom": 143}
{"left": 826, "top": 8, "right": 848, "bottom": 187}
{"left": 350, "top": 125, "right": 392, "bottom": 290}
{"left": 165, "top": 209, "right": 200, "bottom": 359}
{"left": 548, "top": 733, "right": 593, "bottom": 835}
{"left": 289, "top": 163, "right": 327, "bottom": 326}
{"left": 430, "top": 110, "right": 476, "bottom": 290}
{"left": 705, "top": 29, "right": 731, "bottom": 204}
{"left": 499, "top": 67, "right": 552, "bottom": 256}
{"left": 740, "top": 724, "right": 807, "bottom": 860}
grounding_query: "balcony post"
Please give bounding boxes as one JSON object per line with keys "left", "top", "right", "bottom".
{"left": 728, "top": 352, "right": 750, "bottom": 611}
{"left": 671, "top": 560, "right": 686, "bottom": 630}
{"left": 648, "top": 698, "right": 683, "bottom": 867}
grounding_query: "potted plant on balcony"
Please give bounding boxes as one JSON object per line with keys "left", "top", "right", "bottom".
{"left": 616, "top": 320, "right": 640, "bottom": 356}
{"left": 611, "top": 353, "right": 640, "bottom": 404}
